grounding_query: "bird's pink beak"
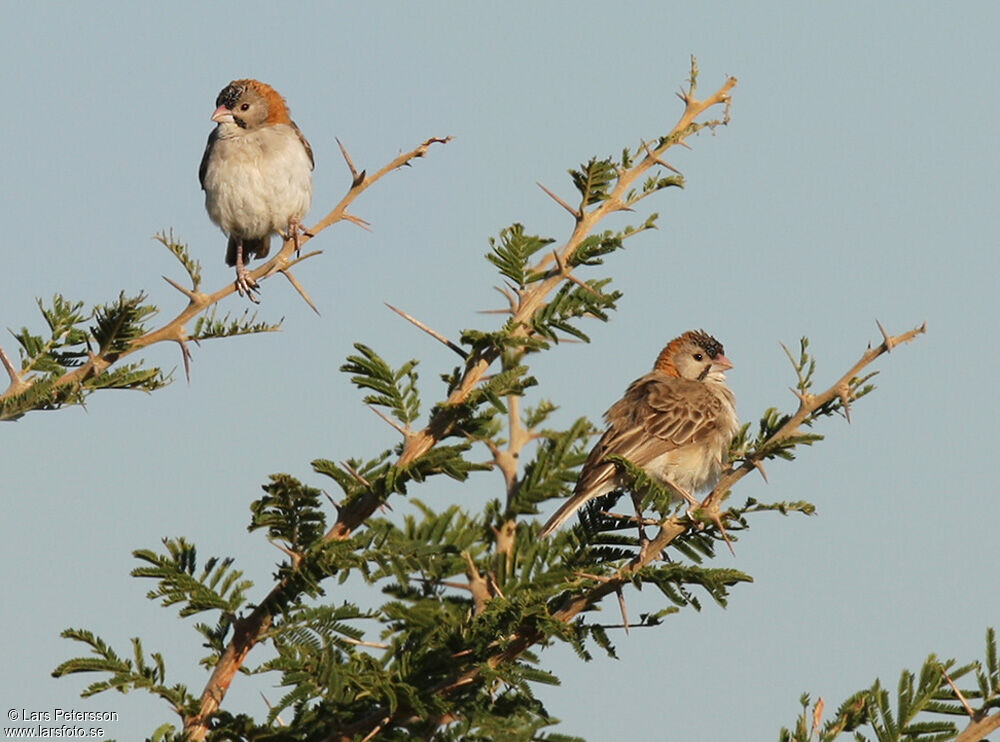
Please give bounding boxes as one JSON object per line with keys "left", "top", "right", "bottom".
{"left": 713, "top": 354, "right": 734, "bottom": 371}
{"left": 211, "top": 105, "right": 235, "bottom": 124}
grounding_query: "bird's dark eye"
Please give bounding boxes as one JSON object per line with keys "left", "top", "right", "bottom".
{"left": 693, "top": 353, "right": 703, "bottom": 361}
{"left": 240, "top": 103, "right": 250, "bottom": 111}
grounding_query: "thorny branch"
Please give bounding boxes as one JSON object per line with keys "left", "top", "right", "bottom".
{"left": 186, "top": 65, "right": 737, "bottom": 739}
{"left": 0, "top": 136, "right": 451, "bottom": 409}
{"left": 325, "top": 67, "right": 737, "bottom": 541}
{"left": 179, "top": 61, "right": 929, "bottom": 741}
{"left": 54, "top": 134, "right": 450, "bottom": 740}
{"left": 324, "top": 322, "right": 926, "bottom": 742}
{"left": 955, "top": 712, "right": 1000, "bottom": 742}
{"left": 704, "top": 322, "right": 926, "bottom": 514}
{"left": 184, "top": 60, "right": 736, "bottom": 741}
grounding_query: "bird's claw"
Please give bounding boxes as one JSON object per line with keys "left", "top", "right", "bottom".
{"left": 285, "top": 220, "right": 313, "bottom": 258}
{"left": 234, "top": 265, "right": 261, "bottom": 304}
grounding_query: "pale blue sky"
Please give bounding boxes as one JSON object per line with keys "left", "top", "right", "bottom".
{"left": 2, "top": 3, "right": 997, "bottom": 740}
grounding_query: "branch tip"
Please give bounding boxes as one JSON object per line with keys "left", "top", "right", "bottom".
{"left": 366, "top": 403, "right": 409, "bottom": 437}
{"left": 177, "top": 338, "right": 192, "bottom": 383}
{"left": 321, "top": 490, "right": 342, "bottom": 514}
{"left": 162, "top": 275, "right": 199, "bottom": 302}
{"left": 0, "top": 343, "right": 21, "bottom": 386}
{"left": 341, "top": 461, "right": 372, "bottom": 489}
{"left": 751, "top": 459, "right": 769, "bottom": 483}
{"left": 838, "top": 383, "right": 853, "bottom": 423}
{"left": 876, "top": 319, "right": 892, "bottom": 352}
{"left": 709, "top": 510, "right": 736, "bottom": 557}
{"left": 640, "top": 139, "right": 682, "bottom": 174}
{"left": 615, "top": 587, "right": 630, "bottom": 635}
{"left": 335, "top": 137, "right": 363, "bottom": 186}
{"left": 342, "top": 212, "right": 372, "bottom": 231}
{"left": 791, "top": 387, "right": 813, "bottom": 406}
{"left": 307, "top": 134, "right": 450, "bottom": 241}
{"left": 537, "top": 182, "right": 582, "bottom": 220}
{"left": 939, "top": 663, "right": 976, "bottom": 718}
{"left": 278, "top": 269, "right": 320, "bottom": 315}
{"left": 384, "top": 303, "right": 468, "bottom": 359}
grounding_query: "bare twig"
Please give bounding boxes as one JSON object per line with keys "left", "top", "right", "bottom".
{"left": 260, "top": 693, "right": 287, "bottom": 727}
{"left": 955, "top": 713, "right": 1000, "bottom": 742}
{"left": 340, "top": 212, "right": 372, "bottom": 231}
{"left": 551, "top": 249, "right": 603, "bottom": 298}
{"left": 366, "top": 403, "right": 409, "bottom": 438}
{"left": 336, "top": 137, "right": 364, "bottom": 187}
{"left": 640, "top": 139, "right": 682, "bottom": 174}
{"left": 537, "top": 182, "right": 582, "bottom": 220}
{"left": 309, "top": 136, "right": 452, "bottom": 237}
{"left": 751, "top": 459, "right": 769, "bottom": 483}
{"left": 940, "top": 664, "right": 976, "bottom": 718}
{"left": 341, "top": 461, "right": 373, "bottom": 489}
{"left": 359, "top": 716, "right": 392, "bottom": 742}
{"left": 616, "top": 586, "right": 630, "bottom": 635}
{"left": 340, "top": 636, "right": 391, "bottom": 650}
{"left": 162, "top": 275, "right": 201, "bottom": 302}
{"left": 385, "top": 303, "right": 468, "bottom": 359}
{"left": 0, "top": 343, "right": 28, "bottom": 396}
{"left": 267, "top": 538, "right": 302, "bottom": 568}
{"left": 463, "top": 551, "right": 491, "bottom": 615}
{"left": 278, "top": 268, "right": 320, "bottom": 315}
{"left": 706, "top": 320, "right": 927, "bottom": 516}
{"left": 176, "top": 338, "right": 192, "bottom": 383}
{"left": 812, "top": 697, "right": 824, "bottom": 735}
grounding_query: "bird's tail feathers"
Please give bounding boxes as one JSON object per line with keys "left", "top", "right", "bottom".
{"left": 540, "top": 469, "right": 616, "bottom": 537}
{"left": 539, "top": 493, "right": 595, "bottom": 538}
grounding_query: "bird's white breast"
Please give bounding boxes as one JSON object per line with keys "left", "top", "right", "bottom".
{"left": 203, "top": 124, "right": 313, "bottom": 240}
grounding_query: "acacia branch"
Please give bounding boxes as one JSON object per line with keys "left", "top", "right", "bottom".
{"left": 320, "top": 69, "right": 738, "bottom": 547}
{"left": 955, "top": 711, "right": 1000, "bottom": 742}
{"left": 165, "top": 134, "right": 451, "bottom": 741}
{"left": 399, "top": 74, "right": 735, "bottom": 459}
{"left": 307, "top": 136, "right": 453, "bottom": 237}
{"left": 0, "top": 343, "right": 28, "bottom": 396}
{"left": 2, "top": 136, "right": 451, "bottom": 412}
{"left": 704, "top": 321, "right": 926, "bottom": 513}
{"left": 524, "top": 324, "right": 928, "bottom": 660}
{"left": 324, "top": 322, "right": 926, "bottom": 741}
{"left": 193, "top": 65, "right": 736, "bottom": 738}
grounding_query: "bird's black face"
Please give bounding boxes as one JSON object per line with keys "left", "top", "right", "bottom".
{"left": 216, "top": 82, "right": 246, "bottom": 111}
{"left": 215, "top": 83, "right": 258, "bottom": 129}
{"left": 689, "top": 330, "right": 725, "bottom": 362}
{"left": 668, "top": 331, "right": 728, "bottom": 381}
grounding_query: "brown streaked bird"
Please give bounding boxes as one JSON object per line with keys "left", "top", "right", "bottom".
{"left": 199, "top": 79, "right": 314, "bottom": 301}
{"left": 540, "top": 330, "right": 739, "bottom": 537}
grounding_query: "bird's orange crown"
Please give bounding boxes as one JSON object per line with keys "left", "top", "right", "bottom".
{"left": 218, "top": 79, "right": 293, "bottom": 125}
